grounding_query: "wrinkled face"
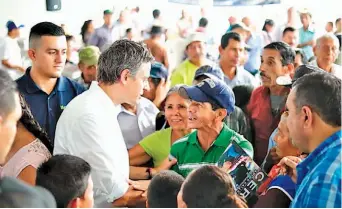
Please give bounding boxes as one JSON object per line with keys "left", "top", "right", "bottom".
{"left": 220, "top": 39, "right": 244, "bottom": 68}
{"left": 282, "top": 31, "right": 297, "bottom": 48}
{"left": 300, "top": 14, "right": 311, "bottom": 27}
{"left": 260, "top": 49, "right": 288, "bottom": 88}
{"left": 274, "top": 118, "right": 299, "bottom": 158}
{"left": 187, "top": 100, "right": 216, "bottom": 130}
{"left": 79, "top": 176, "right": 94, "bottom": 208}
{"left": 186, "top": 41, "right": 205, "bottom": 63}
{"left": 294, "top": 53, "right": 303, "bottom": 69}
{"left": 165, "top": 93, "right": 190, "bottom": 130}
{"left": 79, "top": 63, "right": 98, "bottom": 84}
{"left": 29, "top": 36, "right": 67, "bottom": 78}
{"left": 124, "top": 62, "right": 151, "bottom": 106}
{"left": 286, "top": 89, "right": 309, "bottom": 153}
{"left": 0, "top": 93, "right": 21, "bottom": 164}
{"left": 314, "top": 38, "right": 338, "bottom": 66}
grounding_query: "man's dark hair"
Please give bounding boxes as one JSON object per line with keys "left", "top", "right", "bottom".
{"left": 264, "top": 42, "right": 295, "bottom": 66}
{"left": 262, "top": 19, "right": 275, "bottom": 32}
{"left": 232, "top": 85, "right": 254, "bottom": 111}
{"left": 327, "top": 21, "right": 334, "bottom": 27}
{"left": 66, "top": 35, "right": 74, "bottom": 42}
{"left": 126, "top": 28, "right": 132, "bottom": 34}
{"left": 182, "top": 165, "right": 247, "bottom": 208}
{"left": 292, "top": 72, "right": 341, "bottom": 127}
{"left": 152, "top": 9, "right": 160, "bottom": 19}
{"left": 199, "top": 17, "right": 208, "bottom": 27}
{"left": 36, "top": 155, "right": 92, "bottom": 208}
{"left": 282, "top": 26, "right": 296, "bottom": 37}
{"left": 29, "top": 22, "right": 65, "bottom": 48}
{"left": 294, "top": 48, "right": 308, "bottom": 64}
{"left": 147, "top": 171, "right": 184, "bottom": 208}
{"left": 97, "top": 39, "right": 154, "bottom": 84}
{"left": 0, "top": 70, "right": 18, "bottom": 119}
{"left": 221, "top": 32, "right": 241, "bottom": 49}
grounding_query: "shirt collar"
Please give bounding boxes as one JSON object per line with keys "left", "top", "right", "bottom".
{"left": 302, "top": 24, "right": 315, "bottom": 33}
{"left": 189, "top": 123, "right": 229, "bottom": 148}
{"left": 296, "top": 130, "right": 342, "bottom": 183}
{"left": 24, "top": 67, "right": 69, "bottom": 93}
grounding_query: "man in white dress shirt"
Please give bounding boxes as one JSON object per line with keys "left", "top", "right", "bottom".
{"left": 54, "top": 40, "right": 154, "bottom": 207}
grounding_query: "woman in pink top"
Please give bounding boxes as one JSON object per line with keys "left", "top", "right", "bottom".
{"left": 0, "top": 95, "right": 52, "bottom": 185}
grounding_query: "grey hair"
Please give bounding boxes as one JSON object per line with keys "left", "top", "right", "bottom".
{"left": 166, "top": 85, "right": 184, "bottom": 100}
{"left": 316, "top": 33, "right": 339, "bottom": 49}
{"left": 97, "top": 40, "right": 154, "bottom": 84}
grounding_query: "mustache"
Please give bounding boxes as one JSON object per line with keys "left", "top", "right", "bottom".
{"left": 260, "top": 72, "right": 267, "bottom": 77}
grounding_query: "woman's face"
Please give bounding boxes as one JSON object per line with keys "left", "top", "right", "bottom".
{"left": 274, "top": 119, "right": 300, "bottom": 158}
{"left": 88, "top": 21, "right": 94, "bottom": 33}
{"left": 164, "top": 93, "right": 190, "bottom": 130}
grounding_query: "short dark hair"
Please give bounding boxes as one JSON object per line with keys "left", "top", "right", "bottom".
{"left": 66, "top": 35, "right": 74, "bottom": 42}
{"left": 36, "top": 155, "right": 92, "bottom": 208}
{"left": 182, "top": 165, "right": 246, "bottom": 208}
{"left": 294, "top": 48, "right": 307, "bottom": 64}
{"left": 97, "top": 40, "right": 153, "bottom": 84}
{"left": 282, "top": 26, "right": 296, "bottom": 37}
{"left": 126, "top": 28, "right": 132, "bottom": 34}
{"left": 232, "top": 85, "right": 254, "bottom": 110}
{"left": 0, "top": 70, "right": 18, "bottom": 119}
{"left": 264, "top": 42, "right": 295, "bottom": 66}
{"left": 29, "top": 22, "right": 65, "bottom": 48}
{"left": 199, "top": 17, "right": 208, "bottom": 27}
{"left": 262, "top": 19, "right": 275, "bottom": 32}
{"left": 292, "top": 72, "right": 341, "bottom": 127}
{"left": 327, "top": 21, "right": 334, "bottom": 27}
{"left": 147, "top": 171, "right": 184, "bottom": 208}
{"left": 221, "top": 32, "right": 241, "bottom": 49}
{"left": 153, "top": 9, "right": 160, "bottom": 19}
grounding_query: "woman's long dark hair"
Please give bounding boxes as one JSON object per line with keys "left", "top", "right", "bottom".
{"left": 19, "top": 94, "right": 53, "bottom": 154}
{"left": 80, "top": 20, "right": 92, "bottom": 44}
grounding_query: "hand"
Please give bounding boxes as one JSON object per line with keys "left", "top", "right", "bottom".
{"left": 278, "top": 156, "right": 302, "bottom": 183}
{"left": 151, "top": 158, "right": 177, "bottom": 177}
{"left": 270, "top": 147, "right": 281, "bottom": 164}
{"left": 112, "top": 186, "right": 145, "bottom": 207}
{"left": 153, "top": 78, "right": 171, "bottom": 108}
{"left": 129, "top": 180, "right": 150, "bottom": 191}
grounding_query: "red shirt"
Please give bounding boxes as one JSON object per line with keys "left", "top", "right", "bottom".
{"left": 247, "top": 86, "right": 288, "bottom": 165}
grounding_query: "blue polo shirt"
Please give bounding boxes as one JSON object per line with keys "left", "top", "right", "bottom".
{"left": 16, "top": 68, "right": 85, "bottom": 143}
{"left": 298, "top": 25, "right": 316, "bottom": 60}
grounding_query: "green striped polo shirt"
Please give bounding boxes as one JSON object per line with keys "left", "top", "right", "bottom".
{"left": 170, "top": 124, "right": 254, "bottom": 177}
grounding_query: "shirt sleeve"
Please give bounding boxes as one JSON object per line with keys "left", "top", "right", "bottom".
{"left": 139, "top": 132, "right": 159, "bottom": 159}
{"left": 65, "top": 114, "right": 129, "bottom": 202}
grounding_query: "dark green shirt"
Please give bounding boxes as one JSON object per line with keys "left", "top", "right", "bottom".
{"left": 170, "top": 124, "right": 254, "bottom": 177}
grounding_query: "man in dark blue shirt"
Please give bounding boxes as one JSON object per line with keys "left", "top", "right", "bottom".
{"left": 16, "top": 22, "right": 85, "bottom": 144}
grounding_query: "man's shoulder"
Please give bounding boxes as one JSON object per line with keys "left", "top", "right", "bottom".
{"left": 173, "top": 60, "right": 190, "bottom": 73}
{"left": 171, "top": 131, "right": 195, "bottom": 150}
{"left": 61, "top": 76, "right": 86, "bottom": 94}
{"left": 0, "top": 177, "right": 56, "bottom": 207}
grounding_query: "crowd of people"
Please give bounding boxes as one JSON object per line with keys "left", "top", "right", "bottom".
{"left": 0, "top": 3, "right": 341, "bottom": 209}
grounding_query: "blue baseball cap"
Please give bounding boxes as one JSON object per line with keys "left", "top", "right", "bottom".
{"left": 150, "top": 62, "right": 168, "bottom": 80}
{"left": 179, "top": 77, "right": 235, "bottom": 114}
{"left": 6, "top": 21, "right": 24, "bottom": 31}
{"left": 194, "top": 65, "right": 224, "bottom": 81}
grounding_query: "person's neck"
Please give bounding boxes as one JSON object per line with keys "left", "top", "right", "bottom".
{"left": 189, "top": 58, "right": 205, "bottom": 67}
{"left": 269, "top": 85, "right": 288, "bottom": 96}
{"left": 122, "top": 103, "right": 137, "bottom": 114}
{"left": 197, "top": 123, "right": 223, "bottom": 152}
{"left": 30, "top": 67, "right": 57, "bottom": 95}
{"left": 309, "top": 124, "right": 341, "bottom": 153}
{"left": 98, "top": 82, "right": 125, "bottom": 105}
{"left": 171, "top": 128, "right": 192, "bottom": 144}
{"left": 303, "top": 24, "right": 310, "bottom": 30}
{"left": 317, "top": 60, "right": 333, "bottom": 73}
{"left": 220, "top": 61, "right": 237, "bottom": 79}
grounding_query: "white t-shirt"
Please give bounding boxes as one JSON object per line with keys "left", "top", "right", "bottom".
{"left": 0, "top": 36, "right": 23, "bottom": 80}
{"left": 54, "top": 81, "right": 129, "bottom": 207}
{"left": 310, "top": 60, "right": 342, "bottom": 79}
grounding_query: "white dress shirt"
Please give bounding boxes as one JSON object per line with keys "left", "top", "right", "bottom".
{"left": 54, "top": 81, "right": 129, "bottom": 208}
{"left": 310, "top": 60, "right": 342, "bottom": 79}
{"left": 118, "top": 97, "right": 159, "bottom": 149}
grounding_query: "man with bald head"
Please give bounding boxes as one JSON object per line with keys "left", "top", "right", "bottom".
{"left": 310, "top": 33, "right": 342, "bottom": 79}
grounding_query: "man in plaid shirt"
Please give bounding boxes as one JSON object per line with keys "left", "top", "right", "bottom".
{"left": 280, "top": 70, "right": 341, "bottom": 208}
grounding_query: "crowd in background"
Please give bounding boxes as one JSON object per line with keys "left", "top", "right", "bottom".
{"left": 0, "top": 3, "right": 341, "bottom": 209}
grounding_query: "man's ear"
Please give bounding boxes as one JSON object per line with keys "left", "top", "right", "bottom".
{"left": 218, "top": 46, "right": 223, "bottom": 56}
{"left": 27, "top": 49, "right": 36, "bottom": 61}
{"left": 286, "top": 63, "right": 295, "bottom": 77}
{"left": 302, "top": 106, "right": 313, "bottom": 129}
{"left": 119, "top": 69, "right": 131, "bottom": 85}
{"left": 216, "top": 109, "right": 227, "bottom": 121}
